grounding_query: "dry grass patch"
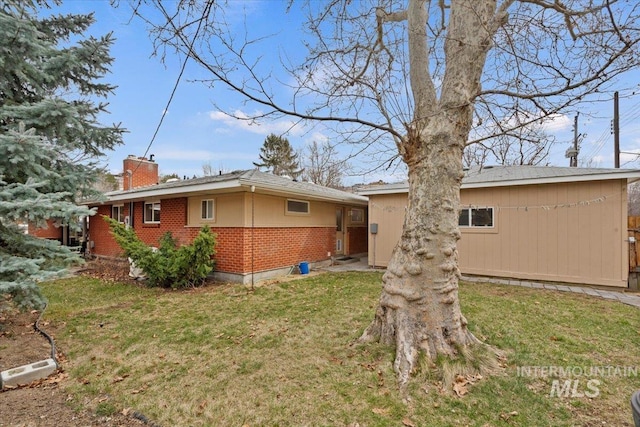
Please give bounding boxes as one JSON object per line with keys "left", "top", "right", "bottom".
{"left": 41, "top": 274, "right": 640, "bottom": 426}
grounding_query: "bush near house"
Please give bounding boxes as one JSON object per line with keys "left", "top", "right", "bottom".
{"left": 104, "top": 217, "right": 216, "bottom": 288}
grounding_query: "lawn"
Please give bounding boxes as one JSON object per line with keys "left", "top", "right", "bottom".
{"left": 42, "top": 272, "right": 640, "bottom": 426}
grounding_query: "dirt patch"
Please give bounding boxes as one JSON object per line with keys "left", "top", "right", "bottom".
{"left": 77, "top": 257, "right": 138, "bottom": 285}
{"left": 0, "top": 261, "right": 151, "bottom": 427}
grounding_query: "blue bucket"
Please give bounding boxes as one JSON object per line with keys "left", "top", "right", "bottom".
{"left": 299, "top": 262, "right": 309, "bottom": 275}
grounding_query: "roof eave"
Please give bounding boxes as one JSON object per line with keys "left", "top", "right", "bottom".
{"left": 86, "top": 179, "right": 242, "bottom": 205}
{"left": 358, "top": 170, "right": 640, "bottom": 195}
{"left": 463, "top": 170, "right": 640, "bottom": 188}
{"left": 86, "top": 176, "right": 368, "bottom": 206}
{"left": 238, "top": 177, "right": 368, "bottom": 205}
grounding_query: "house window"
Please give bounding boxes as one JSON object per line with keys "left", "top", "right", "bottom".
{"left": 144, "top": 202, "right": 161, "bottom": 223}
{"left": 350, "top": 208, "right": 364, "bottom": 223}
{"left": 201, "top": 199, "right": 215, "bottom": 220}
{"left": 286, "top": 199, "right": 310, "bottom": 214}
{"left": 112, "top": 205, "right": 124, "bottom": 223}
{"left": 459, "top": 207, "right": 493, "bottom": 227}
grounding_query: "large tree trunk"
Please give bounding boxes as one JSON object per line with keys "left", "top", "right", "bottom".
{"left": 359, "top": 0, "right": 501, "bottom": 389}
{"left": 359, "top": 123, "right": 483, "bottom": 387}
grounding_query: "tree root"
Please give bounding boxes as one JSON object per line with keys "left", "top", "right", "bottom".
{"left": 356, "top": 313, "right": 506, "bottom": 397}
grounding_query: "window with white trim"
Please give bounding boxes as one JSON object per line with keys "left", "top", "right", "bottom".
{"left": 201, "top": 199, "right": 215, "bottom": 220}
{"left": 144, "top": 201, "right": 161, "bottom": 223}
{"left": 112, "top": 205, "right": 124, "bottom": 223}
{"left": 286, "top": 199, "right": 310, "bottom": 214}
{"left": 458, "top": 207, "right": 493, "bottom": 227}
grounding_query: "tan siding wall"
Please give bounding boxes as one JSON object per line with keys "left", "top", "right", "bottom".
{"left": 368, "top": 180, "right": 628, "bottom": 287}
{"left": 188, "top": 192, "right": 351, "bottom": 228}
{"left": 187, "top": 193, "right": 245, "bottom": 227}
{"left": 243, "top": 193, "right": 336, "bottom": 227}
{"left": 368, "top": 193, "right": 405, "bottom": 268}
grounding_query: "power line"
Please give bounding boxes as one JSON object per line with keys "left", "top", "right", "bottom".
{"left": 131, "top": 5, "right": 207, "bottom": 176}
{"left": 583, "top": 92, "right": 640, "bottom": 166}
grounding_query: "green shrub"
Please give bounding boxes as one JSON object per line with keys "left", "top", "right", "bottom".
{"left": 104, "top": 217, "right": 216, "bottom": 288}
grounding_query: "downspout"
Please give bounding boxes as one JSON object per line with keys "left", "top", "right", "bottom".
{"left": 126, "top": 169, "right": 134, "bottom": 229}
{"left": 251, "top": 185, "right": 255, "bottom": 291}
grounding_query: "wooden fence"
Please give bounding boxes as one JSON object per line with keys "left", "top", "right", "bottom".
{"left": 628, "top": 217, "right": 640, "bottom": 271}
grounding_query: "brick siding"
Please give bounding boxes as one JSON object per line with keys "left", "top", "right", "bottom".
{"left": 90, "top": 199, "right": 337, "bottom": 275}
{"left": 28, "top": 219, "right": 63, "bottom": 240}
{"left": 122, "top": 156, "right": 159, "bottom": 190}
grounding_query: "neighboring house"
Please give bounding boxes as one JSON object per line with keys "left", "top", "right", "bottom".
{"left": 28, "top": 218, "right": 84, "bottom": 248}
{"left": 359, "top": 166, "right": 640, "bottom": 288}
{"left": 87, "top": 156, "right": 368, "bottom": 284}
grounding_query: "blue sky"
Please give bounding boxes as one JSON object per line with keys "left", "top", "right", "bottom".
{"left": 53, "top": 1, "right": 640, "bottom": 184}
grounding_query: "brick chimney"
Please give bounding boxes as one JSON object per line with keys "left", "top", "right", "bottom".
{"left": 123, "top": 155, "right": 159, "bottom": 190}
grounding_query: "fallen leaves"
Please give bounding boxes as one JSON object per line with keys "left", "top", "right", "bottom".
{"left": 131, "top": 386, "right": 146, "bottom": 394}
{"left": 453, "top": 377, "right": 468, "bottom": 397}
{"left": 452, "top": 374, "right": 483, "bottom": 397}
{"left": 195, "top": 399, "right": 208, "bottom": 416}
{"left": 500, "top": 411, "right": 519, "bottom": 421}
{"left": 371, "top": 407, "right": 390, "bottom": 416}
{"left": 1, "top": 370, "right": 69, "bottom": 391}
{"left": 402, "top": 417, "right": 416, "bottom": 426}
{"left": 328, "top": 356, "right": 343, "bottom": 365}
{"left": 112, "top": 374, "right": 129, "bottom": 383}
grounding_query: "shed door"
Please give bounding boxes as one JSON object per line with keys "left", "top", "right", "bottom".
{"left": 336, "top": 207, "right": 345, "bottom": 256}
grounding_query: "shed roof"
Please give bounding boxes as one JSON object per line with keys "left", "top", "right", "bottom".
{"left": 357, "top": 165, "right": 640, "bottom": 195}
{"left": 90, "top": 169, "right": 368, "bottom": 205}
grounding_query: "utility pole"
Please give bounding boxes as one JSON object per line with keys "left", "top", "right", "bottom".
{"left": 566, "top": 114, "right": 579, "bottom": 167}
{"left": 614, "top": 91, "right": 620, "bottom": 168}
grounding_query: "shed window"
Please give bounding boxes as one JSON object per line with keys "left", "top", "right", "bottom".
{"left": 287, "top": 199, "right": 310, "bottom": 214}
{"left": 459, "top": 207, "right": 493, "bottom": 227}
{"left": 112, "top": 205, "right": 124, "bottom": 223}
{"left": 201, "top": 199, "right": 215, "bottom": 220}
{"left": 144, "top": 202, "right": 161, "bottom": 223}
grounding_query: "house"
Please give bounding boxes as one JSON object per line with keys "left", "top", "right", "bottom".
{"left": 359, "top": 166, "right": 640, "bottom": 288}
{"left": 87, "top": 156, "right": 368, "bottom": 284}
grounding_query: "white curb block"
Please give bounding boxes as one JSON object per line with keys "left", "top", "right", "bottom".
{"left": 1, "top": 358, "right": 57, "bottom": 389}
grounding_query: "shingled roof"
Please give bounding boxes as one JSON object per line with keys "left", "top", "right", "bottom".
{"left": 91, "top": 169, "right": 368, "bottom": 205}
{"left": 358, "top": 165, "right": 640, "bottom": 195}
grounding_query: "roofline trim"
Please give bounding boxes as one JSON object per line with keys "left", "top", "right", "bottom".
{"left": 88, "top": 175, "right": 368, "bottom": 206}
{"left": 93, "top": 179, "right": 242, "bottom": 203}
{"left": 358, "top": 170, "right": 640, "bottom": 195}
{"left": 238, "top": 176, "right": 368, "bottom": 204}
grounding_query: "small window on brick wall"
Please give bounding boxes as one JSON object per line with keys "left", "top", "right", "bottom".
{"left": 286, "top": 199, "right": 310, "bottom": 215}
{"left": 112, "top": 205, "right": 124, "bottom": 223}
{"left": 201, "top": 199, "right": 215, "bottom": 220}
{"left": 144, "top": 201, "right": 161, "bottom": 223}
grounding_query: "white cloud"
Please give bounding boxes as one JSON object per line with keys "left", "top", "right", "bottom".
{"left": 208, "top": 110, "right": 305, "bottom": 137}
{"left": 539, "top": 113, "right": 572, "bottom": 133}
{"left": 304, "top": 131, "right": 329, "bottom": 145}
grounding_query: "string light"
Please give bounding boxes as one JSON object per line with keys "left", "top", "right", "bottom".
{"left": 370, "top": 192, "right": 618, "bottom": 212}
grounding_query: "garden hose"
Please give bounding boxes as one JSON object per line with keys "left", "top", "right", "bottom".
{"left": 132, "top": 411, "right": 163, "bottom": 427}
{"left": 33, "top": 303, "right": 57, "bottom": 365}
{"left": 33, "top": 305, "right": 162, "bottom": 426}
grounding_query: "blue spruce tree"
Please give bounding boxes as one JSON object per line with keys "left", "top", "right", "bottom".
{"left": 0, "top": 0, "right": 123, "bottom": 310}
